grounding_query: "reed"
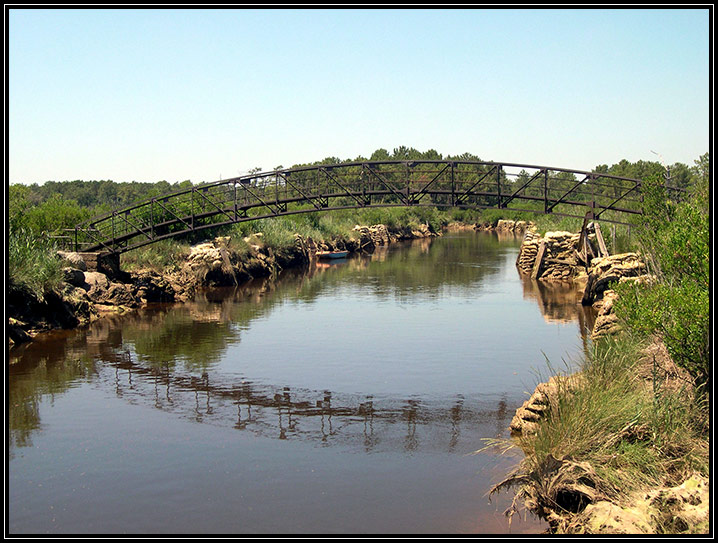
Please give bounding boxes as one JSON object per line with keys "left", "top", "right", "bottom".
{"left": 488, "top": 334, "right": 708, "bottom": 532}
{"left": 8, "top": 228, "right": 64, "bottom": 298}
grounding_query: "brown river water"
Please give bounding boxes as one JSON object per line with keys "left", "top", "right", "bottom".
{"left": 8, "top": 231, "right": 596, "bottom": 535}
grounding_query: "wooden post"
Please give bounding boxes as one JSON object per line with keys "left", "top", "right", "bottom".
{"left": 451, "top": 162, "right": 455, "bottom": 206}
{"left": 496, "top": 165, "right": 502, "bottom": 208}
{"left": 543, "top": 170, "right": 549, "bottom": 214}
{"left": 532, "top": 240, "right": 546, "bottom": 280}
{"left": 594, "top": 223, "right": 609, "bottom": 257}
{"left": 611, "top": 225, "right": 616, "bottom": 253}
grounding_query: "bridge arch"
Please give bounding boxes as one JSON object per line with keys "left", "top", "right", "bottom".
{"left": 58, "top": 159, "right": 669, "bottom": 254}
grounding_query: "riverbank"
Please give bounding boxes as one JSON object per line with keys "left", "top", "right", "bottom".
{"left": 7, "top": 221, "right": 442, "bottom": 348}
{"left": 492, "top": 223, "right": 710, "bottom": 534}
{"left": 494, "top": 335, "right": 709, "bottom": 534}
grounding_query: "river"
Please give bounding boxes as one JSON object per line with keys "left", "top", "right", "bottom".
{"left": 8, "top": 230, "right": 596, "bottom": 535}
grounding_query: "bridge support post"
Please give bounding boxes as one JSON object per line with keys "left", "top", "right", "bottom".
{"left": 543, "top": 170, "right": 549, "bottom": 214}
{"left": 587, "top": 200, "right": 596, "bottom": 220}
{"left": 77, "top": 252, "right": 121, "bottom": 277}
{"left": 496, "top": 165, "right": 503, "bottom": 208}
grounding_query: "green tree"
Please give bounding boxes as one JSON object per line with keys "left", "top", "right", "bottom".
{"left": 613, "top": 171, "right": 710, "bottom": 390}
{"left": 370, "top": 148, "right": 391, "bottom": 161}
{"left": 9, "top": 184, "right": 34, "bottom": 233}
{"left": 23, "top": 193, "right": 92, "bottom": 235}
{"left": 691, "top": 152, "right": 709, "bottom": 185}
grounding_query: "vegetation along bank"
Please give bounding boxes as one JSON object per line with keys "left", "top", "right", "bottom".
{"left": 488, "top": 159, "right": 709, "bottom": 534}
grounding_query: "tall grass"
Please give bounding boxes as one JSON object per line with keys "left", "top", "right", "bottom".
{"left": 121, "top": 239, "right": 193, "bottom": 273}
{"left": 8, "top": 229, "right": 64, "bottom": 298}
{"left": 506, "top": 334, "right": 708, "bottom": 503}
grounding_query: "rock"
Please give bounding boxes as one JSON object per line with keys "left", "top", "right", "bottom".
{"left": 83, "top": 271, "right": 111, "bottom": 292}
{"left": 589, "top": 253, "right": 646, "bottom": 277}
{"left": 516, "top": 229, "right": 581, "bottom": 281}
{"left": 57, "top": 251, "right": 87, "bottom": 271}
{"left": 82, "top": 271, "right": 111, "bottom": 300}
{"left": 496, "top": 219, "right": 533, "bottom": 234}
{"left": 591, "top": 313, "right": 621, "bottom": 339}
{"left": 368, "top": 224, "right": 393, "bottom": 245}
{"left": 569, "top": 474, "right": 709, "bottom": 534}
{"left": 352, "top": 225, "right": 376, "bottom": 251}
{"left": 408, "top": 223, "right": 436, "bottom": 239}
{"left": 351, "top": 222, "right": 435, "bottom": 252}
{"left": 62, "top": 267, "right": 86, "bottom": 287}
{"left": 578, "top": 500, "right": 654, "bottom": 534}
{"left": 182, "top": 237, "right": 246, "bottom": 285}
{"left": 496, "top": 219, "right": 515, "bottom": 232}
{"left": 590, "top": 289, "right": 622, "bottom": 339}
{"left": 581, "top": 253, "right": 648, "bottom": 305}
{"left": 516, "top": 230, "right": 541, "bottom": 273}
{"left": 130, "top": 271, "right": 177, "bottom": 303}
{"left": 510, "top": 374, "right": 583, "bottom": 435}
{"left": 544, "top": 230, "right": 576, "bottom": 242}
{"left": 61, "top": 284, "right": 97, "bottom": 324}
{"left": 103, "top": 283, "right": 139, "bottom": 308}
{"left": 79, "top": 270, "right": 139, "bottom": 308}
{"left": 8, "top": 319, "right": 32, "bottom": 346}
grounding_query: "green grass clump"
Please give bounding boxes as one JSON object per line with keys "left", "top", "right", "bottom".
{"left": 511, "top": 335, "right": 708, "bottom": 500}
{"left": 8, "top": 228, "right": 65, "bottom": 298}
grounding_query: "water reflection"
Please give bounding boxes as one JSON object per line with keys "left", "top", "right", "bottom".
{"left": 9, "top": 232, "right": 586, "bottom": 458}
{"left": 89, "top": 356, "right": 515, "bottom": 454}
{"left": 9, "top": 330, "right": 515, "bottom": 457}
{"left": 519, "top": 274, "right": 597, "bottom": 354}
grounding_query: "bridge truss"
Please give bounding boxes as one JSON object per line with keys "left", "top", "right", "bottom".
{"left": 57, "top": 160, "right": 673, "bottom": 254}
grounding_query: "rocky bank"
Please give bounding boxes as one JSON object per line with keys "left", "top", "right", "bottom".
{"left": 502, "top": 339, "right": 708, "bottom": 535}
{"left": 503, "top": 221, "right": 708, "bottom": 534}
{"left": 509, "top": 221, "right": 656, "bottom": 437}
{"left": 8, "top": 223, "right": 438, "bottom": 348}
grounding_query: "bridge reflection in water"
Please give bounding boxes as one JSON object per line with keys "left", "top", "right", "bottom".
{"left": 101, "top": 354, "right": 512, "bottom": 455}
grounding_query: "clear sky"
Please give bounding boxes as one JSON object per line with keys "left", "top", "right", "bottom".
{"left": 8, "top": 7, "right": 711, "bottom": 185}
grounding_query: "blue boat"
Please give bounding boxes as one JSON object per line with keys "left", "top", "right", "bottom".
{"left": 316, "top": 250, "right": 349, "bottom": 259}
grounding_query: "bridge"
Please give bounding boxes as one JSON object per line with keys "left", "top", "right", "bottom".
{"left": 56, "top": 159, "right": 673, "bottom": 255}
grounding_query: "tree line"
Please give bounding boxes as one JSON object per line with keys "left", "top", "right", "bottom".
{"left": 8, "top": 148, "right": 709, "bottom": 237}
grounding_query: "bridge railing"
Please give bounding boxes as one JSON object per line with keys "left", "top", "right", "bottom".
{"left": 55, "top": 160, "right": 679, "bottom": 254}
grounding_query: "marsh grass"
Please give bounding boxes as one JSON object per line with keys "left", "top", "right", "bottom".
{"left": 121, "top": 239, "right": 193, "bottom": 273}
{"left": 8, "top": 228, "right": 64, "bottom": 298}
{"left": 490, "top": 334, "right": 709, "bottom": 526}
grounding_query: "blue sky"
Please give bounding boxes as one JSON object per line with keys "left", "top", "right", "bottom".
{"left": 8, "top": 7, "right": 711, "bottom": 185}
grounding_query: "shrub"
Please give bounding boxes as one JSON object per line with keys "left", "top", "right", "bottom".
{"left": 615, "top": 280, "right": 709, "bottom": 391}
{"left": 613, "top": 173, "right": 710, "bottom": 390}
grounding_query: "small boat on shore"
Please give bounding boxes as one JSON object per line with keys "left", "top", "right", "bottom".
{"left": 316, "top": 250, "right": 349, "bottom": 259}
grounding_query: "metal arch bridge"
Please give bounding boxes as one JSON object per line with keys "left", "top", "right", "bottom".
{"left": 59, "top": 159, "right": 670, "bottom": 254}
